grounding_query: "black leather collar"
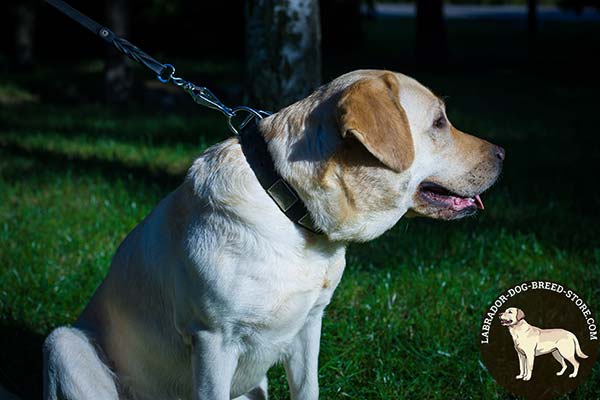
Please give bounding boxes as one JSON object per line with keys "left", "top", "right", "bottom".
{"left": 239, "top": 119, "right": 321, "bottom": 234}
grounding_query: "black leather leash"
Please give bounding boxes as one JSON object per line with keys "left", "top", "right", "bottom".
{"left": 45, "top": 0, "right": 322, "bottom": 235}
{"left": 46, "top": 0, "right": 174, "bottom": 82}
{"left": 45, "top": 0, "right": 256, "bottom": 125}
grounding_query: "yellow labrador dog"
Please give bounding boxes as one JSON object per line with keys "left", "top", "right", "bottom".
{"left": 43, "top": 70, "right": 504, "bottom": 400}
{"left": 500, "top": 307, "right": 589, "bottom": 381}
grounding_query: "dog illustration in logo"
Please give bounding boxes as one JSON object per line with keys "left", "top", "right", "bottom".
{"left": 499, "top": 307, "right": 588, "bottom": 381}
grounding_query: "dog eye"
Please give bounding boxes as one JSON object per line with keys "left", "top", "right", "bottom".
{"left": 433, "top": 115, "right": 446, "bottom": 129}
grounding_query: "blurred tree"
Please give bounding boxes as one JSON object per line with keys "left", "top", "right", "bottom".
{"left": 416, "top": 0, "right": 447, "bottom": 68}
{"left": 245, "top": 0, "right": 321, "bottom": 111}
{"left": 528, "top": 0, "right": 538, "bottom": 36}
{"left": 105, "top": 0, "right": 133, "bottom": 104}
{"left": 13, "top": 1, "right": 36, "bottom": 68}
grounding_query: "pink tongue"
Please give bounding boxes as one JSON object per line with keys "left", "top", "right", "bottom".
{"left": 452, "top": 196, "right": 474, "bottom": 210}
{"left": 474, "top": 195, "right": 484, "bottom": 210}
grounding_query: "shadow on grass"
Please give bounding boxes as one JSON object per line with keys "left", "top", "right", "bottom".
{"left": 0, "top": 321, "right": 44, "bottom": 400}
{"left": 0, "top": 101, "right": 229, "bottom": 152}
{"left": 1, "top": 143, "right": 183, "bottom": 190}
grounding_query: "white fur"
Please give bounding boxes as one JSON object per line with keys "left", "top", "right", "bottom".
{"left": 44, "top": 136, "right": 346, "bottom": 399}
{"left": 43, "top": 70, "right": 501, "bottom": 400}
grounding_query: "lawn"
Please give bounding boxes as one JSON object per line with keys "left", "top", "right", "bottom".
{"left": 1, "top": 18, "right": 599, "bottom": 399}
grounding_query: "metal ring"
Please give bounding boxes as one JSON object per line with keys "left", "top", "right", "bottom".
{"left": 227, "top": 107, "right": 269, "bottom": 135}
{"left": 157, "top": 64, "right": 175, "bottom": 83}
{"left": 227, "top": 116, "right": 241, "bottom": 135}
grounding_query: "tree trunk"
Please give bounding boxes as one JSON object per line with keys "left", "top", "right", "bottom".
{"left": 105, "top": 0, "right": 132, "bottom": 104}
{"left": 245, "top": 0, "right": 321, "bottom": 111}
{"left": 527, "top": 0, "right": 537, "bottom": 36}
{"left": 14, "top": 2, "right": 36, "bottom": 68}
{"left": 416, "top": 0, "right": 447, "bottom": 67}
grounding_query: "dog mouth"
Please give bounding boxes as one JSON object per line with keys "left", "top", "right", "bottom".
{"left": 500, "top": 318, "right": 512, "bottom": 326}
{"left": 418, "top": 182, "right": 484, "bottom": 212}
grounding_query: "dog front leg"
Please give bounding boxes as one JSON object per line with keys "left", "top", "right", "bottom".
{"left": 191, "top": 330, "right": 238, "bottom": 400}
{"left": 523, "top": 349, "right": 535, "bottom": 381}
{"left": 284, "top": 312, "right": 323, "bottom": 400}
{"left": 516, "top": 351, "right": 525, "bottom": 379}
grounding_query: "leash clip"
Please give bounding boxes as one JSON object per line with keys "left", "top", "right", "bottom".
{"left": 169, "top": 75, "right": 271, "bottom": 135}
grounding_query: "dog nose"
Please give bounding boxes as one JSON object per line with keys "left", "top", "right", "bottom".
{"left": 493, "top": 146, "right": 505, "bottom": 161}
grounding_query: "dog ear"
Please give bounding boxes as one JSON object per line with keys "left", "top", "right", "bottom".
{"left": 337, "top": 72, "right": 414, "bottom": 172}
{"left": 516, "top": 308, "right": 525, "bottom": 321}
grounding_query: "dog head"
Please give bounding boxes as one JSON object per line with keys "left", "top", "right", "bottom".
{"left": 499, "top": 307, "right": 525, "bottom": 327}
{"left": 263, "top": 70, "right": 504, "bottom": 242}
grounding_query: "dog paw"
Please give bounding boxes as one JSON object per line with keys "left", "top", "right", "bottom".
{"left": 568, "top": 373, "right": 577, "bottom": 378}
{"left": 523, "top": 376, "right": 531, "bottom": 381}
{"left": 515, "top": 375, "right": 523, "bottom": 379}
{"left": 556, "top": 371, "right": 565, "bottom": 376}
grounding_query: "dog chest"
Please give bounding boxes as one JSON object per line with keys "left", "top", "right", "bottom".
{"left": 176, "top": 225, "right": 346, "bottom": 335}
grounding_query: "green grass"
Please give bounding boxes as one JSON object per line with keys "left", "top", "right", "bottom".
{"left": 1, "top": 18, "right": 600, "bottom": 400}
